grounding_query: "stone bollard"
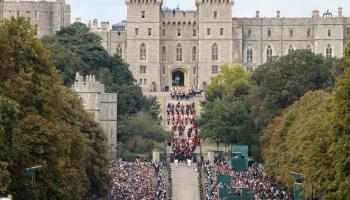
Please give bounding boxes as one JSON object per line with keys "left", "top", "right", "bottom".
{"left": 152, "top": 149, "right": 160, "bottom": 163}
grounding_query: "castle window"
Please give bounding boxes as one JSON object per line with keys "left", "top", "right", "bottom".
{"left": 326, "top": 44, "right": 333, "bottom": 58}
{"left": 141, "top": 11, "right": 145, "bottom": 19}
{"left": 288, "top": 45, "right": 294, "bottom": 54}
{"left": 266, "top": 45, "right": 273, "bottom": 62}
{"left": 268, "top": 29, "right": 272, "bottom": 37}
{"left": 247, "top": 46, "right": 253, "bottom": 63}
{"left": 144, "top": 79, "right": 147, "bottom": 85}
{"left": 176, "top": 44, "right": 183, "bottom": 62}
{"left": 117, "top": 32, "right": 121, "bottom": 36}
{"left": 135, "top": 28, "right": 139, "bottom": 36}
{"left": 306, "top": 44, "right": 312, "bottom": 51}
{"left": 116, "top": 44, "right": 123, "bottom": 56}
{"left": 192, "top": 46, "right": 197, "bottom": 62}
{"left": 211, "top": 65, "right": 219, "bottom": 74}
{"left": 207, "top": 28, "right": 211, "bottom": 36}
{"left": 162, "top": 29, "right": 166, "bottom": 36}
{"left": 214, "top": 11, "right": 218, "bottom": 19}
{"left": 220, "top": 28, "right": 224, "bottom": 36}
{"left": 35, "top": 11, "right": 39, "bottom": 20}
{"left": 328, "top": 29, "right": 331, "bottom": 37}
{"left": 193, "top": 29, "right": 197, "bottom": 37}
{"left": 248, "top": 29, "right": 252, "bottom": 37}
{"left": 162, "top": 66, "right": 166, "bottom": 75}
{"left": 289, "top": 29, "right": 294, "bottom": 37}
{"left": 148, "top": 28, "right": 152, "bottom": 36}
{"left": 307, "top": 28, "right": 311, "bottom": 37}
{"left": 139, "top": 79, "right": 143, "bottom": 85}
{"left": 140, "top": 65, "right": 147, "bottom": 74}
{"left": 211, "top": 43, "right": 218, "bottom": 61}
{"left": 162, "top": 46, "right": 166, "bottom": 61}
{"left": 140, "top": 43, "right": 146, "bottom": 60}
{"left": 177, "top": 29, "right": 181, "bottom": 37}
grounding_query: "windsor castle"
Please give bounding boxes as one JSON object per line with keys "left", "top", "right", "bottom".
{"left": 1, "top": 0, "right": 350, "bottom": 92}
{"left": 90, "top": 0, "right": 350, "bottom": 92}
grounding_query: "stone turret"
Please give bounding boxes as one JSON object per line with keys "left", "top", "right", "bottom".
{"left": 338, "top": 7, "right": 343, "bottom": 17}
{"left": 312, "top": 10, "right": 320, "bottom": 18}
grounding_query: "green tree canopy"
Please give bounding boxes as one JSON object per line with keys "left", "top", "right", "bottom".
{"left": 205, "top": 64, "right": 251, "bottom": 102}
{"left": 0, "top": 18, "right": 109, "bottom": 199}
{"left": 40, "top": 22, "right": 150, "bottom": 117}
{"left": 118, "top": 112, "right": 168, "bottom": 153}
{"left": 199, "top": 65, "right": 258, "bottom": 152}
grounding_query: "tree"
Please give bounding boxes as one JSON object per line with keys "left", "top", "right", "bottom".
{"left": 251, "top": 50, "right": 341, "bottom": 131}
{"left": 205, "top": 64, "right": 251, "bottom": 102}
{"left": 118, "top": 112, "right": 168, "bottom": 153}
{"left": 41, "top": 22, "right": 160, "bottom": 119}
{"left": 0, "top": 18, "right": 109, "bottom": 199}
{"left": 329, "top": 40, "right": 350, "bottom": 199}
{"left": 199, "top": 99, "right": 235, "bottom": 150}
{"left": 261, "top": 91, "right": 334, "bottom": 191}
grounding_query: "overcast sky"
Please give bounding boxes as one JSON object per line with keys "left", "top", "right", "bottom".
{"left": 66, "top": 0, "right": 350, "bottom": 25}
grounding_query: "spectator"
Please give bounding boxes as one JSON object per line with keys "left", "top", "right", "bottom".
{"left": 108, "top": 160, "right": 158, "bottom": 200}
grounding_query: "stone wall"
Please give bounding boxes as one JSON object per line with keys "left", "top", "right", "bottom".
{"left": 72, "top": 73, "right": 118, "bottom": 159}
{"left": 0, "top": 0, "right": 70, "bottom": 37}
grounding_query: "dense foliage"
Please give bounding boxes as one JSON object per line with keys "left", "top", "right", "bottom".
{"left": 261, "top": 91, "right": 334, "bottom": 194}
{"left": 41, "top": 22, "right": 165, "bottom": 155}
{"left": 0, "top": 18, "right": 110, "bottom": 199}
{"left": 41, "top": 22, "right": 156, "bottom": 118}
{"left": 199, "top": 65, "right": 259, "bottom": 153}
{"left": 260, "top": 45, "right": 350, "bottom": 199}
{"left": 118, "top": 112, "right": 168, "bottom": 153}
{"left": 199, "top": 50, "right": 341, "bottom": 158}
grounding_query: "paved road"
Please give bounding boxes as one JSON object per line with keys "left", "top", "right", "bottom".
{"left": 172, "top": 164, "right": 200, "bottom": 200}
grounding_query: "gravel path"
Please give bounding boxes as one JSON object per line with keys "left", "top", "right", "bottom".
{"left": 172, "top": 164, "right": 200, "bottom": 200}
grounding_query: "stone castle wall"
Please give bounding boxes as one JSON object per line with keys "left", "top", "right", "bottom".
{"left": 90, "top": 1, "right": 350, "bottom": 92}
{"left": 0, "top": 0, "right": 70, "bottom": 37}
{"left": 72, "top": 73, "right": 118, "bottom": 159}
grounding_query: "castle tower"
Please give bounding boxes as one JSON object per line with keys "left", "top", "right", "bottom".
{"left": 72, "top": 73, "right": 118, "bottom": 159}
{"left": 196, "top": 0, "right": 234, "bottom": 88}
{"left": 125, "top": 0, "right": 163, "bottom": 92}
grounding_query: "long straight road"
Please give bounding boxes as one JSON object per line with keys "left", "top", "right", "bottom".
{"left": 172, "top": 164, "right": 200, "bottom": 200}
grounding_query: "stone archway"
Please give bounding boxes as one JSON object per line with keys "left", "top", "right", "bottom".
{"left": 172, "top": 70, "right": 185, "bottom": 86}
{"left": 170, "top": 67, "right": 189, "bottom": 87}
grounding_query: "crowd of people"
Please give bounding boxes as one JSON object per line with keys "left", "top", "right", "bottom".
{"left": 213, "top": 162, "right": 293, "bottom": 200}
{"left": 203, "top": 163, "right": 220, "bottom": 200}
{"left": 166, "top": 102, "right": 201, "bottom": 165}
{"left": 108, "top": 160, "right": 159, "bottom": 200}
{"left": 170, "top": 87, "right": 203, "bottom": 100}
{"left": 154, "top": 162, "right": 166, "bottom": 200}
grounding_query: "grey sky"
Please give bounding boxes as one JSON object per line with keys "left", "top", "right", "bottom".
{"left": 66, "top": 0, "right": 350, "bottom": 25}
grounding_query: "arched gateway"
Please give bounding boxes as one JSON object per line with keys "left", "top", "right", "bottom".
{"left": 171, "top": 68, "right": 188, "bottom": 87}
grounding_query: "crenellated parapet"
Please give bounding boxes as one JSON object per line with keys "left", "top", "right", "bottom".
{"left": 125, "top": 0, "right": 163, "bottom": 6}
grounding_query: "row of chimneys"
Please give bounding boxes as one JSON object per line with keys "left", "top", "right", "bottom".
{"left": 255, "top": 7, "right": 343, "bottom": 18}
